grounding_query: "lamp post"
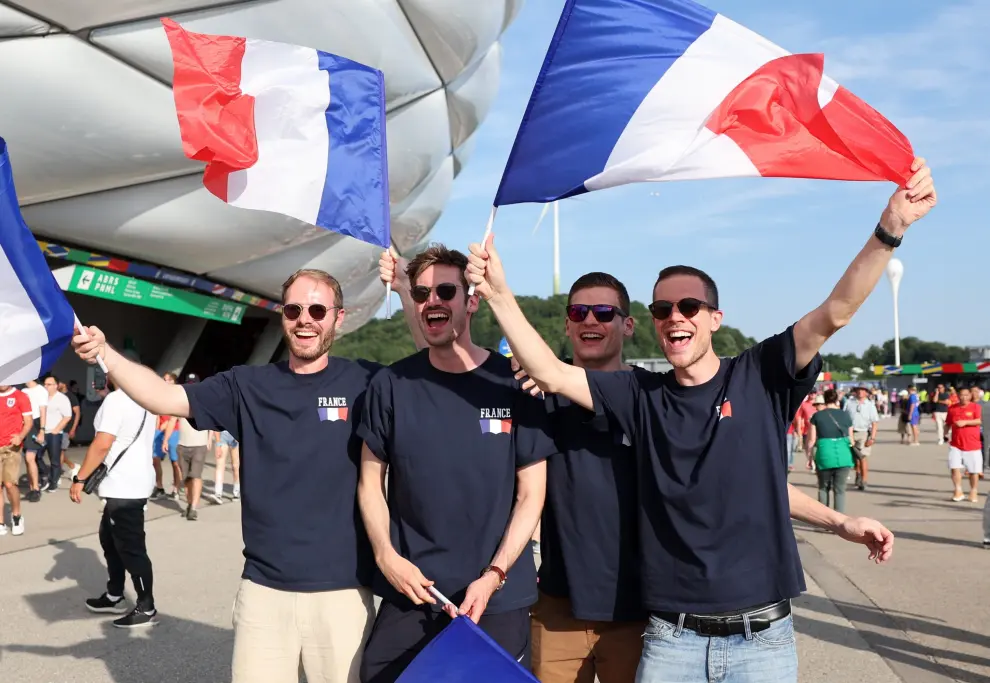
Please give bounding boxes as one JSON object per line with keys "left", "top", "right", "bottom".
{"left": 886, "top": 258, "right": 904, "bottom": 366}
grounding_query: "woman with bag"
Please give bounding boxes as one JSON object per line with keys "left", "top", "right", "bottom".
{"left": 807, "top": 389, "right": 856, "bottom": 512}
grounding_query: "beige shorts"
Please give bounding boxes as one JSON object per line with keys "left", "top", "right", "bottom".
{"left": 0, "top": 445, "right": 20, "bottom": 484}
{"left": 852, "top": 431, "right": 872, "bottom": 458}
{"left": 177, "top": 445, "right": 208, "bottom": 480}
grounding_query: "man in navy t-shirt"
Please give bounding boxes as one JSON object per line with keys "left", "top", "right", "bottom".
{"left": 359, "top": 244, "right": 553, "bottom": 682}
{"left": 467, "top": 161, "right": 934, "bottom": 682}
{"left": 72, "top": 265, "right": 424, "bottom": 683}
{"left": 530, "top": 271, "right": 648, "bottom": 683}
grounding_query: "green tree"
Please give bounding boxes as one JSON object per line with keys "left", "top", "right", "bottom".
{"left": 861, "top": 337, "right": 969, "bottom": 365}
{"left": 333, "top": 294, "right": 756, "bottom": 363}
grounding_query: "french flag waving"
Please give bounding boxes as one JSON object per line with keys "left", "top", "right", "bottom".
{"left": 494, "top": 0, "right": 915, "bottom": 206}
{"left": 162, "top": 19, "right": 390, "bottom": 248}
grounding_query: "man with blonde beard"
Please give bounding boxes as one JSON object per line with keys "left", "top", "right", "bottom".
{"left": 73, "top": 266, "right": 423, "bottom": 683}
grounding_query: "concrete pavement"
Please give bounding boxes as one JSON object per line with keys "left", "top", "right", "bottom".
{"left": 0, "top": 421, "right": 986, "bottom": 682}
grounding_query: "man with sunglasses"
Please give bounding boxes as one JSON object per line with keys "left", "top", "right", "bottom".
{"left": 360, "top": 244, "right": 552, "bottom": 682}
{"left": 467, "top": 159, "right": 935, "bottom": 683}
{"left": 531, "top": 271, "right": 649, "bottom": 683}
{"left": 72, "top": 265, "right": 425, "bottom": 683}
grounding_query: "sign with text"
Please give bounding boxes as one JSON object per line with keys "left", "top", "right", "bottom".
{"left": 54, "top": 265, "right": 246, "bottom": 325}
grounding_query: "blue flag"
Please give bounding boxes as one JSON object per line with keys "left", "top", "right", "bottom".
{"left": 396, "top": 616, "right": 539, "bottom": 683}
{"left": 0, "top": 137, "right": 75, "bottom": 384}
{"left": 498, "top": 337, "right": 513, "bottom": 358}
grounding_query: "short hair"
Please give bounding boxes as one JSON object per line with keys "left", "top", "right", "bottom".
{"left": 163, "top": 372, "right": 178, "bottom": 382}
{"left": 281, "top": 269, "right": 343, "bottom": 308}
{"left": 567, "top": 272, "right": 631, "bottom": 314}
{"left": 654, "top": 265, "right": 719, "bottom": 309}
{"left": 823, "top": 389, "right": 839, "bottom": 404}
{"left": 43, "top": 374, "right": 58, "bottom": 384}
{"left": 405, "top": 244, "right": 469, "bottom": 294}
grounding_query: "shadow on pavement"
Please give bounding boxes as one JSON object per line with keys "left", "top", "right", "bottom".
{"left": 797, "top": 593, "right": 990, "bottom": 683}
{"left": 20, "top": 539, "right": 108, "bottom": 623}
{"left": 0, "top": 615, "right": 233, "bottom": 682}
{"left": 887, "top": 529, "right": 986, "bottom": 549}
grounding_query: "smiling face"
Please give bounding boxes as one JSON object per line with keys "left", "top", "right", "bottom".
{"left": 413, "top": 263, "right": 476, "bottom": 348}
{"left": 566, "top": 286, "right": 633, "bottom": 367}
{"left": 652, "top": 273, "right": 722, "bottom": 369}
{"left": 281, "top": 276, "right": 344, "bottom": 362}
{"left": 43, "top": 376, "right": 58, "bottom": 395}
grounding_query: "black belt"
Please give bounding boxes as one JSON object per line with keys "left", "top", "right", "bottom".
{"left": 652, "top": 600, "right": 791, "bottom": 637}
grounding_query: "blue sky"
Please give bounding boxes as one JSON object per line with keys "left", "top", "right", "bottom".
{"left": 404, "top": 0, "right": 989, "bottom": 356}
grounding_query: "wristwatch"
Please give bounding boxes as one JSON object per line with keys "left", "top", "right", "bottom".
{"left": 873, "top": 223, "right": 902, "bottom": 248}
{"left": 72, "top": 475, "right": 86, "bottom": 484}
{"left": 481, "top": 565, "right": 506, "bottom": 591}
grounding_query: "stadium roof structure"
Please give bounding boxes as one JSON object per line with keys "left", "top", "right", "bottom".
{"left": 0, "top": 0, "right": 522, "bottom": 332}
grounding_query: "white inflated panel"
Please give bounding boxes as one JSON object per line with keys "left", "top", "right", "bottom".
{"left": 338, "top": 268, "right": 387, "bottom": 334}
{"left": 15, "top": 0, "right": 248, "bottom": 31}
{"left": 446, "top": 42, "right": 501, "bottom": 150}
{"left": 21, "top": 174, "right": 325, "bottom": 275}
{"left": 398, "top": 0, "right": 505, "bottom": 83}
{"left": 0, "top": 34, "right": 197, "bottom": 205}
{"left": 207, "top": 230, "right": 383, "bottom": 300}
{"left": 503, "top": 0, "right": 523, "bottom": 32}
{"left": 0, "top": 3, "right": 50, "bottom": 36}
{"left": 385, "top": 89, "right": 451, "bottom": 206}
{"left": 92, "top": 0, "right": 442, "bottom": 112}
{"left": 391, "top": 156, "right": 453, "bottom": 255}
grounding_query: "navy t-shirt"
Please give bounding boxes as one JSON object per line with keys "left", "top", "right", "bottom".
{"left": 586, "top": 325, "right": 821, "bottom": 614}
{"left": 185, "top": 358, "right": 381, "bottom": 592}
{"left": 358, "top": 349, "right": 556, "bottom": 614}
{"left": 540, "top": 375, "right": 647, "bottom": 622}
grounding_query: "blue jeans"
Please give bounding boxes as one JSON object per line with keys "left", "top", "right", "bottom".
{"left": 636, "top": 612, "right": 797, "bottom": 683}
{"left": 38, "top": 432, "right": 63, "bottom": 485}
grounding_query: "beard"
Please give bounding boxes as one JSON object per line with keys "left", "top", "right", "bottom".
{"left": 666, "top": 334, "right": 711, "bottom": 369}
{"left": 285, "top": 325, "right": 336, "bottom": 361}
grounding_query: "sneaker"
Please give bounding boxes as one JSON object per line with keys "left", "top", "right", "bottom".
{"left": 150, "top": 487, "right": 166, "bottom": 500}
{"left": 71, "top": 464, "right": 81, "bottom": 479}
{"left": 27, "top": 490, "right": 42, "bottom": 503}
{"left": 12, "top": 515, "right": 24, "bottom": 536}
{"left": 46, "top": 480, "right": 59, "bottom": 493}
{"left": 984, "top": 540, "right": 990, "bottom": 549}
{"left": 232, "top": 485, "right": 240, "bottom": 500}
{"left": 86, "top": 593, "right": 129, "bottom": 614}
{"left": 186, "top": 507, "right": 198, "bottom": 521}
{"left": 0, "top": 524, "right": 7, "bottom": 536}
{"left": 208, "top": 492, "right": 223, "bottom": 505}
{"left": 113, "top": 606, "right": 158, "bottom": 629}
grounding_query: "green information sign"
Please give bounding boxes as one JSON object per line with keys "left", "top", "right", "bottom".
{"left": 57, "top": 265, "right": 246, "bottom": 325}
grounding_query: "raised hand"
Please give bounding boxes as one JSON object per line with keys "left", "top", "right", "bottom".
{"left": 72, "top": 325, "right": 107, "bottom": 367}
{"left": 466, "top": 235, "right": 508, "bottom": 302}
{"left": 884, "top": 157, "right": 936, "bottom": 233}
{"left": 379, "top": 247, "right": 410, "bottom": 292}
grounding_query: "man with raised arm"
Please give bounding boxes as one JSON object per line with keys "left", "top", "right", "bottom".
{"left": 466, "top": 159, "right": 935, "bottom": 683}
{"left": 73, "top": 265, "right": 425, "bottom": 683}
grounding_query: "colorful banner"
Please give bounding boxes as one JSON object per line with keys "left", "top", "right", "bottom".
{"left": 37, "top": 238, "right": 281, "bottom": 312}
{"left": 872, "top": 362, "right": 990, "bottom": 375}
{"left": 53, "top": 265, "right": 247, "bottom": 325}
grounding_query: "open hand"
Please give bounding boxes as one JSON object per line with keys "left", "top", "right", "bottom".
{"left": 381, "top": 552, "right": 436, "bottom": 606}
{"left": 455, "top": 571, "right": 501, "bottom": 623}
{"left": 836, "top": 516, "right": 894, "bottom": 563}
{"left": 466, "top": 235, "right": 508, "bottom": 302}
{"left": 883, "top": 157, "right": 936, "bottom": 233}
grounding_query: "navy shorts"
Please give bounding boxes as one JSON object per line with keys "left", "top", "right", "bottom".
{"left": 359, "top": 600, "right": 531, "bottom": 683}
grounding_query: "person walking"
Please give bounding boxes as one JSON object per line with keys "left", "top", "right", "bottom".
{"left": 466, "top": 157, "right": 933, "bottom": 682}
{"left": 151, "top": 372, "right": 182, "bottom": 500}
{"left": 21, "top": 378, "right": 49, "bottom": 499}
{"left": 69, "top": 375, "right": 157, "bottom": 628}
{"left": 0, "top": 384, "right": 31, "bottom": 535}
{"left": 175, "top": 409, "right": 213, "bottom": 521}
{"left": 931, "top": 383, "right": 951, "bottom": 445}
{"left": 944, "top": 387, "right": 982, "bottom": 503}
{"left": 210, "top": 430, "right": 241, "bottom": 503}
{"left": 845, "top": 385, "right": 879, "bottom": 490}
{"left": 809, "top": 390, "right": 856, "bottom": 512}
{"left": 39, "top": 375, "right": 73, "bottom": 493}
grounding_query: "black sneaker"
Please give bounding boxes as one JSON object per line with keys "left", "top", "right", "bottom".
{"left": 150, "top": 487, "right": 166, "bottom": 500}
{"left": 86, "top": 593, "right": 129, "bottom": 614}
{"left": 113, "top": 606, "right": 158, "bottom": 628}
{"left": 46, "top": 480, "right": 59, "bottom": 493}
{"left": 984, "top": 540, "right": 990, "bottom": 549}
{"left": 28, "top": 490, "right": 42, "bottom": 503}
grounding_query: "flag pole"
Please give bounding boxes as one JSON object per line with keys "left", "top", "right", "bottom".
{"left": 467, "top": 206, "right": 498, "bottom": 296}
{"left": 73, "top": 316, "right": 108, "bottom": 374}
{"left": 385, "top": 282, "right": 392, "bottom": 319}
{"left": 428, "top": 586, "right": 457, "bottom": 611}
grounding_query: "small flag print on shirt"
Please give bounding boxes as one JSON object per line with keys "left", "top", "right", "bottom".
{"left": 319, "top": 407, "right": 349, "bottom": 422}
{"left": 480, "top": 419, "right": 512, "bottom": 434}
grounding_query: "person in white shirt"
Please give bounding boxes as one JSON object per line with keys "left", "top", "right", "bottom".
{"left": 69, "top": 376, "right": 157, "bottom": 629}
{"left": 845, "top": 386, "right": 880, "bottom": 491}
{"left": 39, "top": 375, "right": 73, "bottom": 494}
{"left": 21, "top": 379, "right": 49, "bottom": 499}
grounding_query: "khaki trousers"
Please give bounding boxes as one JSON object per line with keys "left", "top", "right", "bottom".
{"left": 531, "top": 592, "right": 646, "bottom": 683}
{"left": 231, "top": 579, "right": 375, "bottom": 683}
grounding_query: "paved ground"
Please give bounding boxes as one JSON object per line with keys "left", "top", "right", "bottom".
{"left": 0, "top": 418, "right": 986, "bottom": 682}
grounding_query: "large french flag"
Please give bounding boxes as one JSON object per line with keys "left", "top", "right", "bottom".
{"left": 162, "top": 19, "right": 390, "bottom": 248}
{"left": 0, "top": 137, "right": 75, "bottom": 384}
{"left": 494, "top": 0, "right": 915, "bottom": 206}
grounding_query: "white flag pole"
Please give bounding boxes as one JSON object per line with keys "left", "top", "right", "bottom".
{"left": 467, "top": 206, "right": 498, "bottom": 296}
{"left": 428, "top": 586, "right": 457, "bottom": 610}
{"left": 73, "top": 315, "right": 108, "bottom": 374}
{"left": 385, "top": 281, "right": 392, "bottom": 319}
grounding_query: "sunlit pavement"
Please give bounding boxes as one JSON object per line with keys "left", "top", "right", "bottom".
{"left": 1, "top": 424, "right": 985, "bottom": 682}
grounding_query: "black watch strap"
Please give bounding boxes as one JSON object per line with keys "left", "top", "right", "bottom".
{"left": 873, "top": 223, "right": 902, "bottom": 248}
{"left": 72, "top": 475, "right": 86, "bottom": 484}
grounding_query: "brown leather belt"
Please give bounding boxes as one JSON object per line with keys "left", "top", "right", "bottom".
{"left": 652, "top": 599, "right": 791, "bottom": 637}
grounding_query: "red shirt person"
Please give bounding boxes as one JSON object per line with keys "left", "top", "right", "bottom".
{"left": 944, "top": 388, "right": 983, "bottom": 502}
{"left": 0, "top": 385, "right": 33, "bottom": 535}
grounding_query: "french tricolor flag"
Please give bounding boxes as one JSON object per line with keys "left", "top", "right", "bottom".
{"left": 319, "top": 407, "right": 349, "bottom": 422}
{"left": 494, "top": 0, "right": 915, "bottom": 206}
{"left": 480, "top": 419, "right": 512, "bottom": 435}
{"left": 162, "top": 19, "right": 390, "bottom": 247}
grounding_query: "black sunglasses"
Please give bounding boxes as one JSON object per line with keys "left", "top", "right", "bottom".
{"left": 410, "top": 283, "right": 460, "bottom": 304}
{"left": 282, "top": 303, "right": 338, "bottom": 321}
{"left": 566, "top": 304, "right": 627, "bottom": 324}
{"left": 648, "top": 297, "right": 713, "bottom": 321}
